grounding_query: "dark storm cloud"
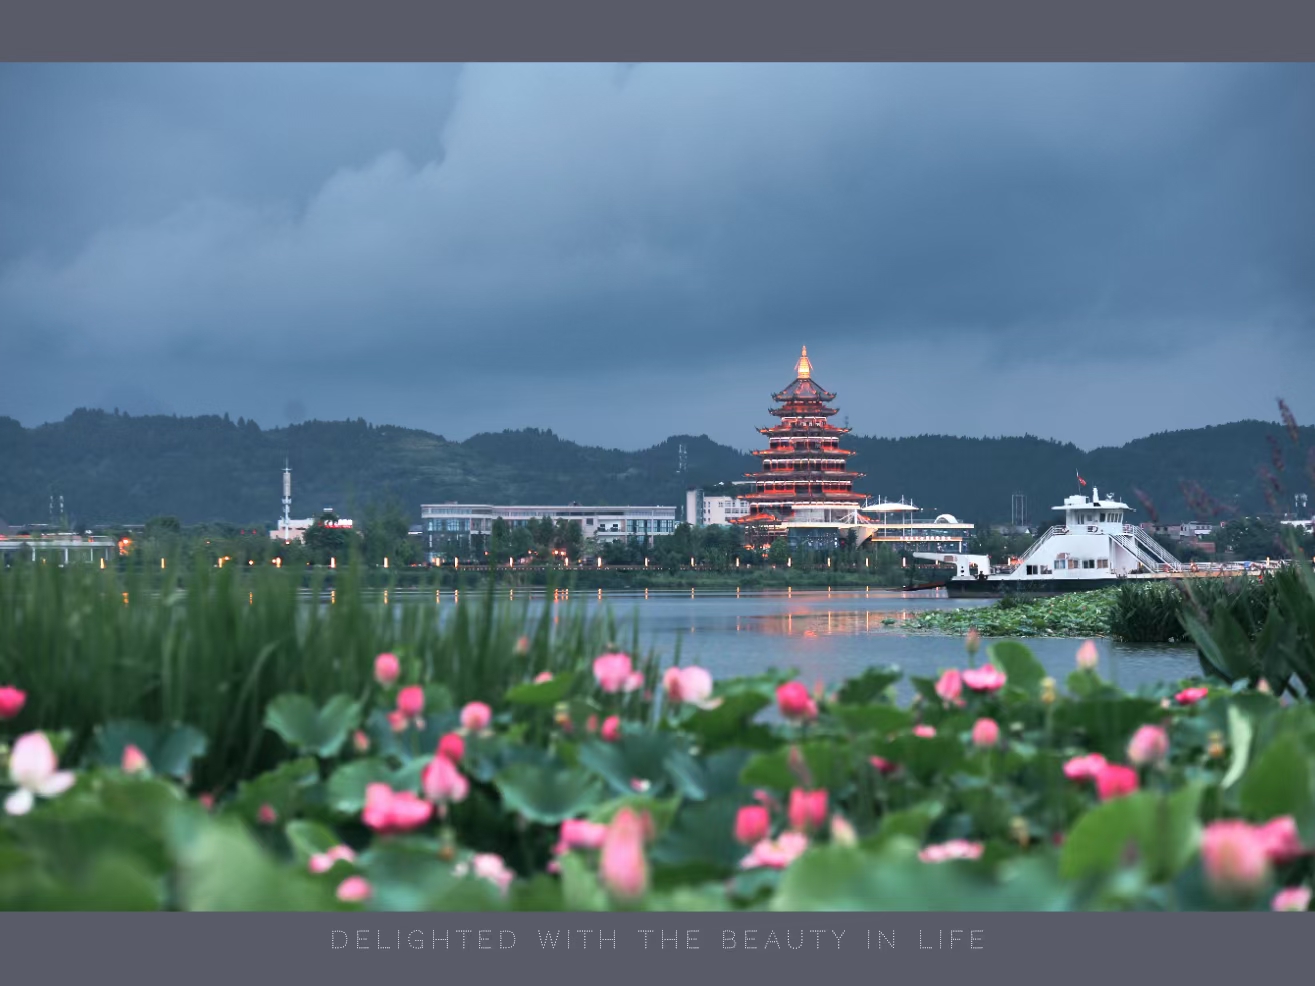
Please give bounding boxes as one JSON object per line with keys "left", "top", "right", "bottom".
{"left": 0, "top": 63, "right": 1311, "bottom": 450}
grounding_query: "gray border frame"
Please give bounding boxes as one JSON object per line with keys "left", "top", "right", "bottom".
{"left": 1, "top": 0, "right": 1314, "bottom": 59}
{"left": 0, "top": 911, "right": 1309, "bottom": 984}
{"left": 2, "top": 1, "right": 1313, "bottom": 978}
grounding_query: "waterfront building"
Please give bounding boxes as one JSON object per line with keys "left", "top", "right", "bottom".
{"left": 685, "top": 486, "right": 752, "bottom": 527}
{"left": 731, "top": 347, "right": 973, "bottom": 552}
{"left": 419, "top": 502, "right": 677, "bottom": 560}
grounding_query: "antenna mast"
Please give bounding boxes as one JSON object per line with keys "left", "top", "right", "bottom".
{"left": 281, "top": 460, "right": 293, "bottom": 536}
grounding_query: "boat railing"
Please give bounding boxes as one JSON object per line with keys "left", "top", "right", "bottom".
{"left": 1116, "top": 524, "right": 1185, "bottom": 573}
{"left": 1016, "top": 526, "right": 1065, "bottom": 564}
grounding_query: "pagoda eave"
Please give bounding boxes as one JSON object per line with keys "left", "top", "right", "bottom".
{"left": 752, "top": 448, "right": 859, "bottom": 457}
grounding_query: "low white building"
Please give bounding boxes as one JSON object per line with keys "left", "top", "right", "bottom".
{"left": 420, "top": 502, "right": 677, "bottom": 559}
{"left": 685, "top": 487, "right": 752, "bottom": 527}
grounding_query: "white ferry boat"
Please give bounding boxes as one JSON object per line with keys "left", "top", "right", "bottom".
{"left": 912, "top": 487, "right": 1184, "bottom": 597}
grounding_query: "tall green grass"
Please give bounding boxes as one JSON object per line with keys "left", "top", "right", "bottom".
{"left": 1109, "top": 573, "right": 1287, "bottom": 643}
{"left": 0, "top": 558, "right": 660, "bottom": 792}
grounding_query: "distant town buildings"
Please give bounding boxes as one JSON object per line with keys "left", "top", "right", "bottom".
{"left": 419, "top": 502, "right": 677, "bottom": 561}
{"left": 1139, "top": 521, "right": 1215, "bottom": 541}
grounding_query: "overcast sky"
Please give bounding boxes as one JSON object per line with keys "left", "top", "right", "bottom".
{"left": 1, "top": 63, "right": 1311, "bottom": 451}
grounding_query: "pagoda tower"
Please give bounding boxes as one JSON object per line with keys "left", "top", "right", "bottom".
{"left": 732, "top": 347, "right": 868, "bottom": 546}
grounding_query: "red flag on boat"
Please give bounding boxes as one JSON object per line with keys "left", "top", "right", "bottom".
{"left": 1076, "top": 471, "right": 1087, "bottom": 487}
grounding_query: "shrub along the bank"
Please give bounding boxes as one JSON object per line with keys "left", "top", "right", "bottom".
{"left": 1, "top": 562, "right": 1313, "bottom": 910}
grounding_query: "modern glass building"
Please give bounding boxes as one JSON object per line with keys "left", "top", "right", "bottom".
{"left": 419, "top": 502, "right": 678, "bottom": 558}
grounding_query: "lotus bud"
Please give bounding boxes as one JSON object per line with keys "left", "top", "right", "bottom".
{"left": 1207, "top": 731, "right": 1226, "bottom": 759}
{"left": 830, "top": 814, "right": 858, "bottom": 848}
{"left": 1010, "top": 816, "right": 1030, "bottom": 847}
{"left": 1040, "top": 677, "right": 1057, "bottom": 705}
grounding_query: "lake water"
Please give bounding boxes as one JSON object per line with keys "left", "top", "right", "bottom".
{"left": 400, "top": 587, "right": 1202, "bottom": 695}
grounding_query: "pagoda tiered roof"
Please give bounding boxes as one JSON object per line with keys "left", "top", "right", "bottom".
{"left": 769, "top": 346, "right": 837, "bottom": 402}
{"left": 752, "top": 447, "right": 859, "bottom": 457}
{"left": 734, "top": 347, "right": 873, "bottom": 534}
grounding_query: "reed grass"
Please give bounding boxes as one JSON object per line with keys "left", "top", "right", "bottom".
{"left": 0, "top": 558, "right": 659, "bottom": 793}
{"left": 1108, "top": 572, "right": 1287, "bottom": 642}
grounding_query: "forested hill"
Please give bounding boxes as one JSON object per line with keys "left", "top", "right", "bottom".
{"left": 0, "top": 410, "right": 1310, "bottom": 528}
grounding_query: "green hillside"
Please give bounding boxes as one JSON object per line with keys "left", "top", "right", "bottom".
{"left": 0, "top": 410, "right": 1310, "bottom": 529}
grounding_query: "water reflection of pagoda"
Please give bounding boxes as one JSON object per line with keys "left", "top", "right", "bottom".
{"left": 733, "top": 347, "right": 869, "bottom": 546}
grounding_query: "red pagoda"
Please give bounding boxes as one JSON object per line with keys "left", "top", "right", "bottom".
{"left": 732, "top": 347, "right": 869, "bottom": 546}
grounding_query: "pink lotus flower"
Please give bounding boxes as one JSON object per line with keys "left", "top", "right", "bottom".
{"left": 735, "top": 805, "right": 771, "bottom": 845}
{"left": 593, "top": 652, "right": 635, "bottom": 693}
{"left": 352, "top": 730, "right": 370, "bottom": 753}
{"left": 396, "top": 686, "right": 425, "bottom": 718}
{"left": 869, "top": 756, "right": 898, "bottom": 775}
{"left": 558, "top": 818, "right": 609, "bottom": 852}
{"left": 309, "top": 845, "right": 357, "bottom": 874}
{"left": 913, "top": 724, "right": 937, "bottom": 738}
{"left": 662, "top": 666, "right": 718, "bottom": 709}
{"left": 971, "top": 718, "right": 1000, "bottom": 748}
{"left": 437, "top": 732, "right": 465, "bottom": 764}
{"left": 257, "top": 803, "right": 278, "bottom": 825}
{"left": 586, "top": 714, "right": 599, "bottom": 734}
{"left": 533, "top": 671, "right": 553, "bottom": 684}
{"left": 336, "top": 875, "right": 372, "bottom": 903}
{"left": 515, "top": 636, "right": 531, "bottom": 655}
{"left": 599, "top": 807, "right": 648, "bottom": 900}
{"left": 362, "top": 782, "right": 434, "bottom": 834}
{"left": 1063, "top": 753, "right": 1109, "bottom": 782}
{"left": 962, "top": 664, "right": 1007, "bottom": 693}
{"left": 1202, "top": 820, "right": 1271, "bottom": 897}
{"left": 1176, "top": 686, "right": 1209, "bottom": 705}
{"left": 422, "top": 754, "right": 469, "bottom": 805}
{"left": 460, "top": 701, "right": 492, "bottom": 733}
{"left": 788, "top": 788, "right": 828, "bottom": 833}
{"left": 1254, "top": 816, "right": 1305, "bottom": 865}
{"left": 1127, "top": 725, "right": 1169, "bottom": 767}
{"left": 121, "top": 744, "right": 149, "bottom": 774}
{"left": 4, "top": 731, "right": 75, "bottom": 816}
{"left": 600, "top": 715, "right": 621, "bottom": 743}
{"left": 387, "top": 710, "right": 407, "bottom": 732}
{"left": 0, "top": 686, "right": 26, "bottom": 720}
{"left": 1272, "top": 885, "right": 1312, "bottom": 912}
{"left": 1076, "top": 640, "right": 1099, "bottom": 672}
{"left": 198, "top": 793, "right": 215, "bottom": 811}
{"left": 624, "top": 671, "right": 645, "bottom": 692}
{"left": 934, "top": 669, "right": 963, "bottom": 704}
{"left": 374, "top": 653, "right": 400, "bottom": 687}
{"left": 965, "top": 629, "right": 981, "bottom": 655}
{"left": 776, "top": 681, "right": 818, "bottom": 721}
{"left": 740, "top": 831, "right": 809, "bottom": 870}
{"left": 1095, "top": 764, "right": 1139, "bottom": 801}
{"left": 919, "top": 840, "right": 984, "bottom": 863}
{"left": 457, "top": 852, "right": 515, "bottom": 895}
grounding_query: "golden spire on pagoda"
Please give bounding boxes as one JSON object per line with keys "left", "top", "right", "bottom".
{"left": 795, "top": 345, "right": 812, "bottom": 379}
